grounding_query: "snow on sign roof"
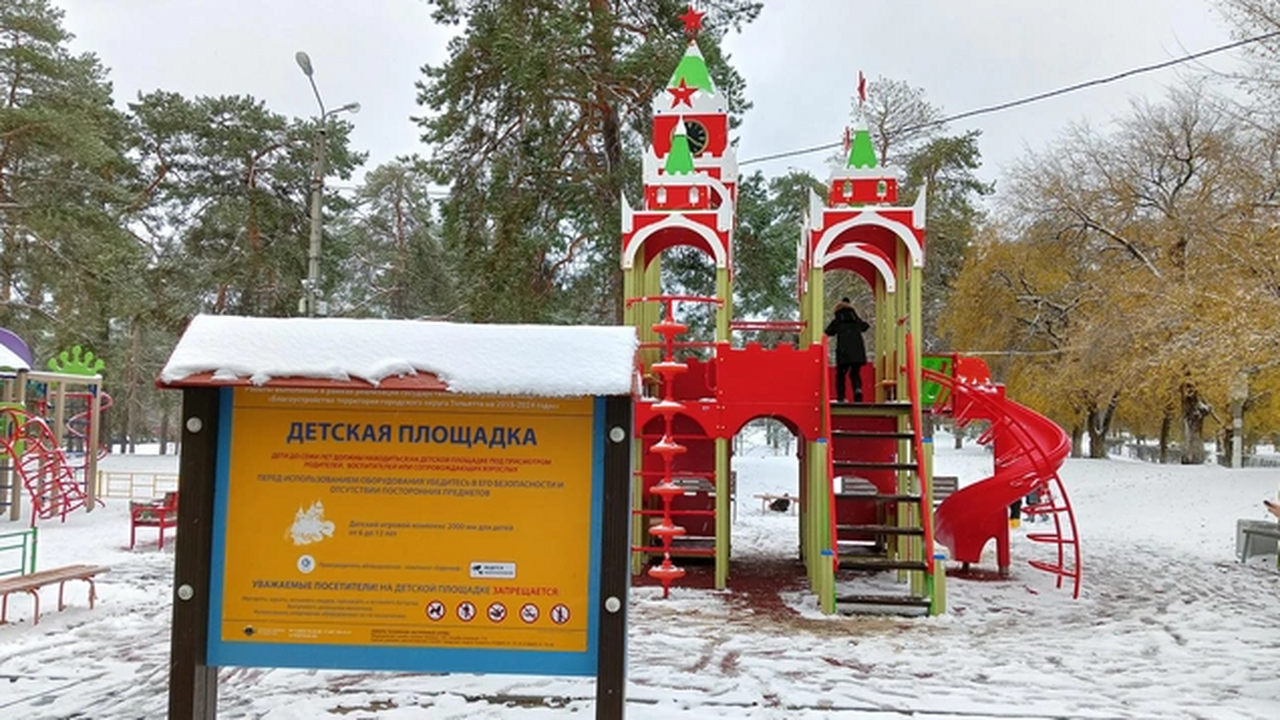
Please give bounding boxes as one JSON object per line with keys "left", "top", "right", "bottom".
{"left": 159, "top": 315, "right": 638, "bottom": 396}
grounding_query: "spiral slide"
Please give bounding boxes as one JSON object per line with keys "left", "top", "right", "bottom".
{"left": 930, "top": 376, "right": 1081, "bottom": 597}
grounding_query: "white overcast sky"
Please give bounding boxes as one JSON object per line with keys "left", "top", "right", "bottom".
{"left": 59, "top": 0, "right": 1240, "bottom": 194}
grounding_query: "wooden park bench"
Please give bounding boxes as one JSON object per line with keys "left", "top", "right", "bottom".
{"left": 1236, "top": 519, "right": 1280, "bottom": 562}
{"left": 836, "top": 475, "right": 959, "bottom": 506}
{"left": 754, "top": 493, "right": 799, "bottom": 514}
{"left": 671, "top": 474, "right": 737, "bottom": 520}
{"left": 130, "top": 490, "right": 179, "bottom": 550}
{"left": 0, "top": 564, "right": 109, "bottom": 625}
{"left": 931, "top": 475, "right": 959, "bottom": 506}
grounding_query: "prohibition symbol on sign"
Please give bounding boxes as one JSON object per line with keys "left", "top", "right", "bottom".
{"left": 425, "top": 600, "right": 446, "bottom": 621}
{"left": 550, "top": 603, "right": 571, "bottom": 625}
{"left": 456, "top": 601, "right": 476, "bottom": 622}
{"left": 487, "top": 601, "right": 508, "bottom": 623}
{"left": 519, "top": 603, "right": 539, "bottom": 624}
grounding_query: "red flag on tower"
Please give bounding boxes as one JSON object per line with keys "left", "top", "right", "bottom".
{"left": 857, "top": 71, "right": 867, "bottom": 106}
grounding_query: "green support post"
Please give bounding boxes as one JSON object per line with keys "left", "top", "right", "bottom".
{"left": 803, "top": 439, "right": 820, "bottom": 583}
{"left": 812, "top": 439, "right": 836, "bottom": 614}
{"left": 622, "top": 268, "right": 637, "bottom": 326}
{"left": 625, "top": 265, "right": 643, "bottom": 577}
{"left": 715, "top": 439, "right": 730, "bottom": 589}
{"left": 808, "top": 269, "right": 825, "bottom": 349}
{"left": 630, "top": 440, "right": 645, "bottom": 577}
{"left": 923, "top": 432, "right": 947, "bottom": 615}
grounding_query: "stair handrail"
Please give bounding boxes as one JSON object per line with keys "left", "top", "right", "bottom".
{"left": 822, "top": 337, "right": 841, "bottom": 589}
{"left": 903, "top": 333, "right": 934, "bottom": 574}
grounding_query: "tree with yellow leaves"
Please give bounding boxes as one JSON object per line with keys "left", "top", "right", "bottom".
{"left": 943, "top": 83, "right": 1280, "bottom": 463}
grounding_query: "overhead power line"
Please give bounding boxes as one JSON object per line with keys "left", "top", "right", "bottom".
{"left": 739, "top": 29, "right": 1280, "bottom": 168}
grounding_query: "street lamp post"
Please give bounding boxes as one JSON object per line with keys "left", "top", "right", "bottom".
{"left": 296, "top": 51, "right": 359, "bottom": 317}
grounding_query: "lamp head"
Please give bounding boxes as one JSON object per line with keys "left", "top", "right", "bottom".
{"left": 295, "top": 51, "right": 314, "bottom": 77}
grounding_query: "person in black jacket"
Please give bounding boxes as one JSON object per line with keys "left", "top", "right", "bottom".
{"left": 824, "top": 297, "right": 871, "bottom": 403}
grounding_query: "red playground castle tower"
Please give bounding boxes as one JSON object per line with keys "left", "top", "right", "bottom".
{"left": 624, "top": 10, "right": 1081, "bottom": 615}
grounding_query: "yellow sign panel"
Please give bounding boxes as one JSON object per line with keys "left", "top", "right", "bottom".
{"left": 220, "top": 387, "right": 595, "bottom": 653}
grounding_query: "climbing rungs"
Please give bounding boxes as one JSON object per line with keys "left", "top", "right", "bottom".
{"left": 836, "top": 593, "right": 932, "bottom": 608}
{"left": 833, "top": 461, "right": 918, "bottom": 471}
{"left": 832, "top": 430, "right": 916, "bottom": 440}
{"left": 834, "top": 492, "right": 922, "bottom": 502}
{"left": 837, "top": 524, "right": 924, "bottom": 536}
{"left": 838, "top": 557, "right": 929, "bottom": 571}
{"left": 632, "top": 545, "right": 716, "bottom": 557}
{"left": 1026, "top": 532, "right": 1077, "bottom": 544}
{"left": 830, "top": 402, "right": 913, "bottom": 416}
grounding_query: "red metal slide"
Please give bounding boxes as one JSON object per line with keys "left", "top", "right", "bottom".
{"left": 927, "top": 371, "right": 1081, "bottom": 597}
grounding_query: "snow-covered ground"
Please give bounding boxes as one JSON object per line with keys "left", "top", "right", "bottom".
{"left": 2, "top": 429, "right": 1280, "bottom": 719}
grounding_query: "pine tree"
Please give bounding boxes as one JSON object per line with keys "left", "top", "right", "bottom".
{"left": 338, "top": 158, "right": 459, "bottom": 319}
{"left": 416, "top": 0, "right": 760, "bottom": 323}
{"left": 0, "top": 0, "right": 136, "bottom": 358}
{"left": 128, "top": 91, "right": 364, "bottom": 318}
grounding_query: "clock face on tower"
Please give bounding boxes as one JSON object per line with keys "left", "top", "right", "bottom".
{"left": 684, "top": 120, "right": 708, "bottom": 155}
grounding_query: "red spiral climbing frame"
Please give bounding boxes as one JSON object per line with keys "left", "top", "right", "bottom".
{"left": 645, "top": 298, "right": 691, "bottom": 597}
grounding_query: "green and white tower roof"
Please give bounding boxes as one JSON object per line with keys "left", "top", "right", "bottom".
{"left": 664, "top": 120, "right": 696, "bottom": 175}
{"left": 830, "top": 117, "right": 901, "bottom": 182}
{"left": 651, "top": 41, "right": 726, "bottom": 117}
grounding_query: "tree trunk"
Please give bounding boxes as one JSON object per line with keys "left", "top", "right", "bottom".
{"left": 393, "top": 174, "right": 407, "bottom": 318}
{"left": 159, "top": 407, "right": 170, "bottom": 455}
{"left": 1159, "top": 405, "right": 1173, "bottom": 464}
{"left": 1086, "top": 410, "right": 1104, "bottom": 459}
{"left": 1087, "top": 390, "right": 1119, "bottom": 459}
{"left": 1070, "top": 422, "right": 1083, "bottom": 458}
{"left": 588, "top": 0, "right": 625, "bottom": 323}
{"left": 123, "top": 320, "right": 141, "bottom": 455}
{"left": 1180, "top": 379, "right": 1209, "bottom": 464}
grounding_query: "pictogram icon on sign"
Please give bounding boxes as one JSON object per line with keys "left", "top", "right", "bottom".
{"left": 425, "top": 600, "right": 446, "bottom": 621}
{"left": 487, "top": 601, "right": 508, "bottom": 623}
{"left": 550, "top": 603, "right": 571, "bottom": 625}
{"left": 456, "top": 601, "right": 476, "bottom": 622}
{"left": 519, "top": 603, "right": 539, "bottom": 624}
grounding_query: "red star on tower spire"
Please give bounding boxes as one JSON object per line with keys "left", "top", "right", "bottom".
{"left": 679, "top": 4, "right": 704, "bottom": 37}
{"left": 667, "top": 78, "right": 697, "bottom": 108}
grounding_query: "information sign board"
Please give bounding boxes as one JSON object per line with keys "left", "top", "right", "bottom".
{"left": 207, "top": 387, "right": 606, "bottom": 675}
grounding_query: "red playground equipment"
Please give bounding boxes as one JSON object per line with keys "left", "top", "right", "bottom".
{"left": 625, "top": 14, "right": 1080, "bottom": 614}
{"left": 1, "top": 336, "right": 110, "bottom": 525}
{"left": 0, "top": 407, "right": 102, "bottom": 526}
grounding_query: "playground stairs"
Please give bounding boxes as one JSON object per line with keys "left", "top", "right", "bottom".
{"left": 828, "top": 400, "right": 937, "bottom": 615}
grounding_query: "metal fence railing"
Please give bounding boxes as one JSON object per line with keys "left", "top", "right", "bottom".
{"left": 96, "top": 471, "right": 179, "bottom": 500}
{"left": 0, "top": 527, "right": 37, "bottom": 578}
